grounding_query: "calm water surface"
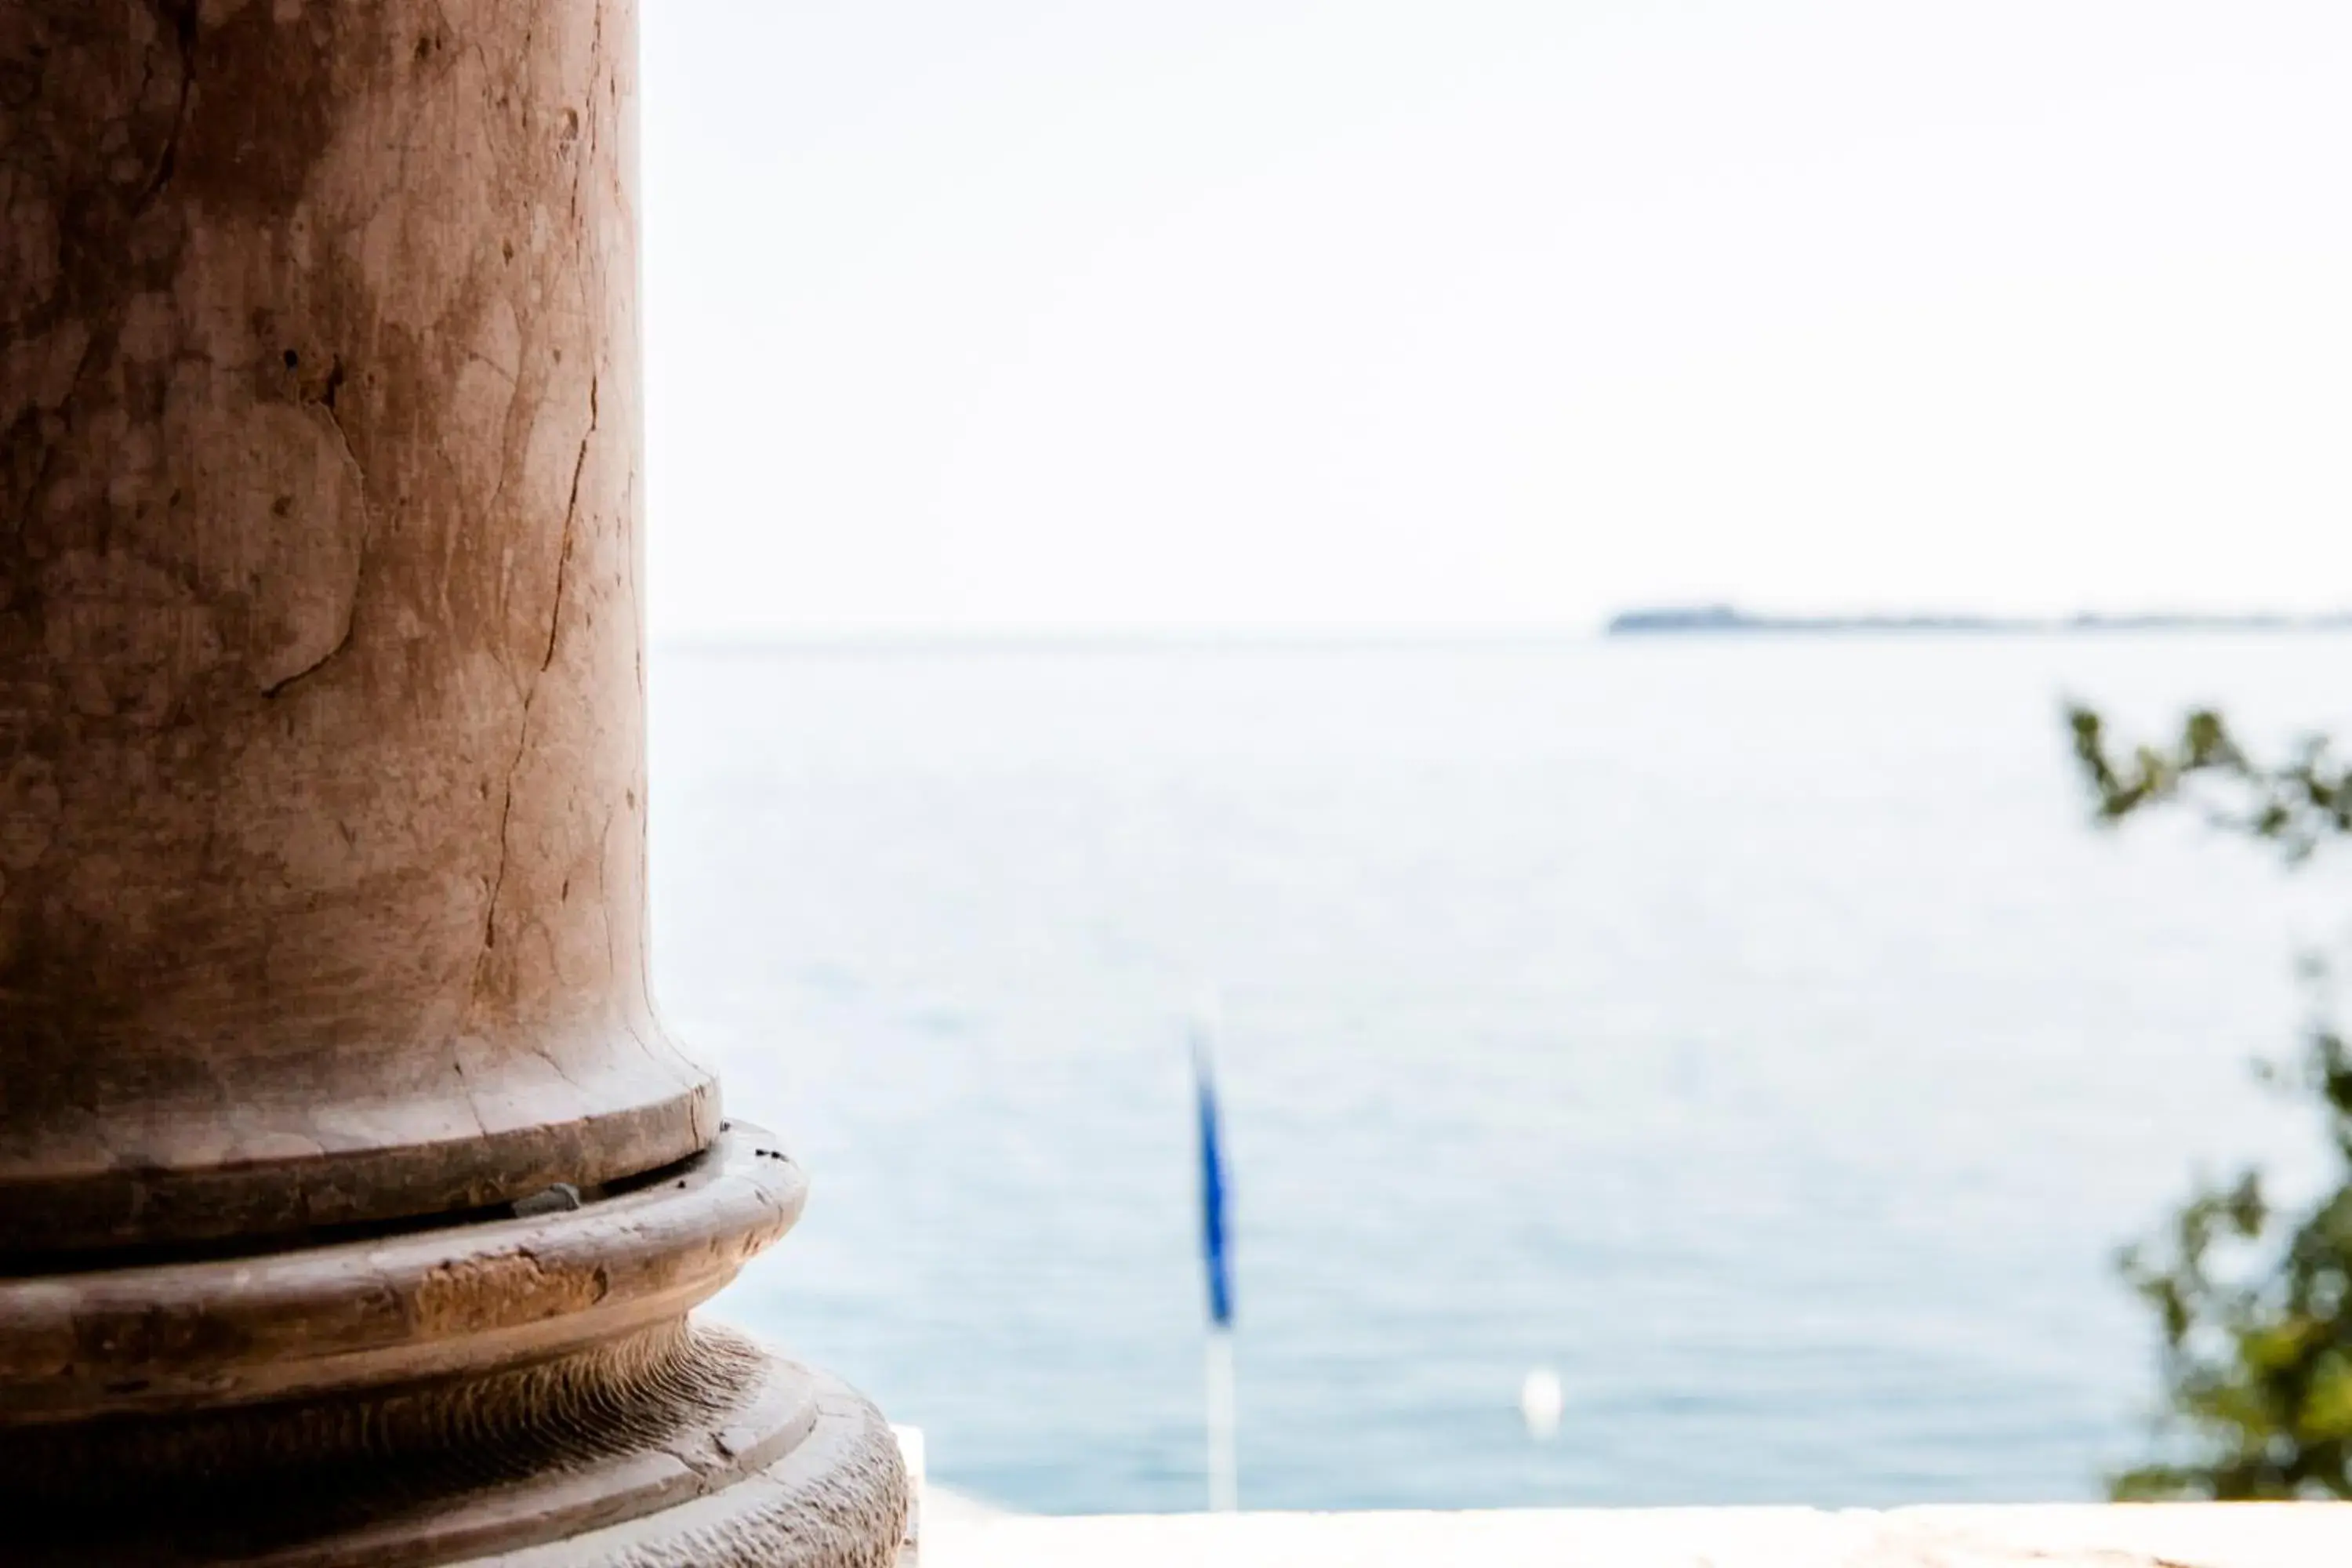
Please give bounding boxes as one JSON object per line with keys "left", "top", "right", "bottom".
{"left": 648, "top": 635, "right": 2352, "bottom": 1514}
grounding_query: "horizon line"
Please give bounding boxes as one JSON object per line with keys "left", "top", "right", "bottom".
{"left": 652, "top": 615, "right": 2352, "bottom": 655}
{"left": 650, "top": 625, "right": 1605, "bottom": 654}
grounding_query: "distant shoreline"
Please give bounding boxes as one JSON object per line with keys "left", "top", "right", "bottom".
{"left": 648, "top": 614, "right": 2352, "bottom": 654}
{"left": 1606, "top": 605, "right": 2352, "bottom": 637}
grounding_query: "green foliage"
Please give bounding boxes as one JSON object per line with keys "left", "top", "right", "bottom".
{"left": 2069, "top": 706, "right": 2352, "bottom": 862}
{"left": 2068, "top": 704, "right": 2352, "bottom": 1498}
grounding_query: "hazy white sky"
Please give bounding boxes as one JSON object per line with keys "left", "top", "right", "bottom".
{"left": 642, "top": 1, "right": 2352, "bottom": 637}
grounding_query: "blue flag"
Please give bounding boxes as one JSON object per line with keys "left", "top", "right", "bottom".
{"left": 1193, "top": 1029, "right": 1233, "bottom": 1329}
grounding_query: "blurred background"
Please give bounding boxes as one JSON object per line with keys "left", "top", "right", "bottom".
{"left": 637, "top": 0, "right": 2352, "bottom": 1514}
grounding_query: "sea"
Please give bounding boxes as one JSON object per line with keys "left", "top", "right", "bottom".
{"left": 648, "top": 633, "right": 2352, "bottom": 1515}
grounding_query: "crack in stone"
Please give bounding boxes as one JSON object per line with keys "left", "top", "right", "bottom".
{"left": 260, "top": 608, "right": 355, "bottom": 699}
{"left": 539, "top": 376, "right": 596, "bottom": 673}
{"left": 20, "top": 331, "right": 98, "bottom": 531}
{"left": 528, "top": 1041, "right": 591, "bottom": 1102}
{"left": 132, "top": 0, "right": 200, "bottom": 219}
{"left": 568, "top": 2, "right": 605, "bottom": 226}
{"left": 263, "top": 360, "right": 370, "bottom": 699}
{"left": 449, "top": 1052, "right": 490, "bottom": 1142}
{"left": 471, "top": 376, "right": 598, "bottom": 994}
{"left": 596, "top": 799, "right": 619, "bottom": 988}
{"left": 126, "top": 35, "right": 161, "bottom": 184}
{"left": 474, "top": 771, "right": 517, "bottom": 971}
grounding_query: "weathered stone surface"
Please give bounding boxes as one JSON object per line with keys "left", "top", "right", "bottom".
{"left": 5, "top": 1318, "right": 909, "bottom": 1566}
{"left": 0, "top": 0, "right": 713, "bottom": 1253}
{"left": 0, "top": 1124, "right": 807, "bottom": 1424}
{"left": 0, "top": 4, "right": 912, "bottom": 1559}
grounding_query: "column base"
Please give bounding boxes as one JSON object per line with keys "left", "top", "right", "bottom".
{"left": 9, "top": 1322, "right": 906, "bottom": 1566}
{"left": 0, "top": 1128, "right": 908, "bottom": 1565}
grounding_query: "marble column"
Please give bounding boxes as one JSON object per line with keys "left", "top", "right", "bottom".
{"left": 0, "top": 2, "right": 906, "bottom": 1560}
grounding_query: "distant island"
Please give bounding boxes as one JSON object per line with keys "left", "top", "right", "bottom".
{"left": 1606, "top": 604, "right": 2352, "bottom": 637}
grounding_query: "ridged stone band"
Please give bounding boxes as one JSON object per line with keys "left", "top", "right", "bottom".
{"left": 0, "top": 1127, "right": 909, "bottom": 1565}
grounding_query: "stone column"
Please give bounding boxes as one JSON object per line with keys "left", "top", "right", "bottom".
{"left": 0, "top": 2, "right": 906, "bottom": 1561}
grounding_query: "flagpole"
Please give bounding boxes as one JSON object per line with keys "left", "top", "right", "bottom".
{"left": 1192, "top": 1004, "right": 1240, "bottom": 1513}
{"left": 1205, "top": 1324, "right": 1238, "bottom": 1513}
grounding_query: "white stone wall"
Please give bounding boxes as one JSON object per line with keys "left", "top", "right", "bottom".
{"left": 922, "top": 1502, "right": 2352, "bottom": 1566}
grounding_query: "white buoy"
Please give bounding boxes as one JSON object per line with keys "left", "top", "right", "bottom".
{"left": 1519, "top": 1367, "right": 1564, "bottom": 1440}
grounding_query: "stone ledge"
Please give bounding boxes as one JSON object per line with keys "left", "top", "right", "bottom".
{"left": 921, "top": 1501, "right": 2352, "bottom": 1566}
